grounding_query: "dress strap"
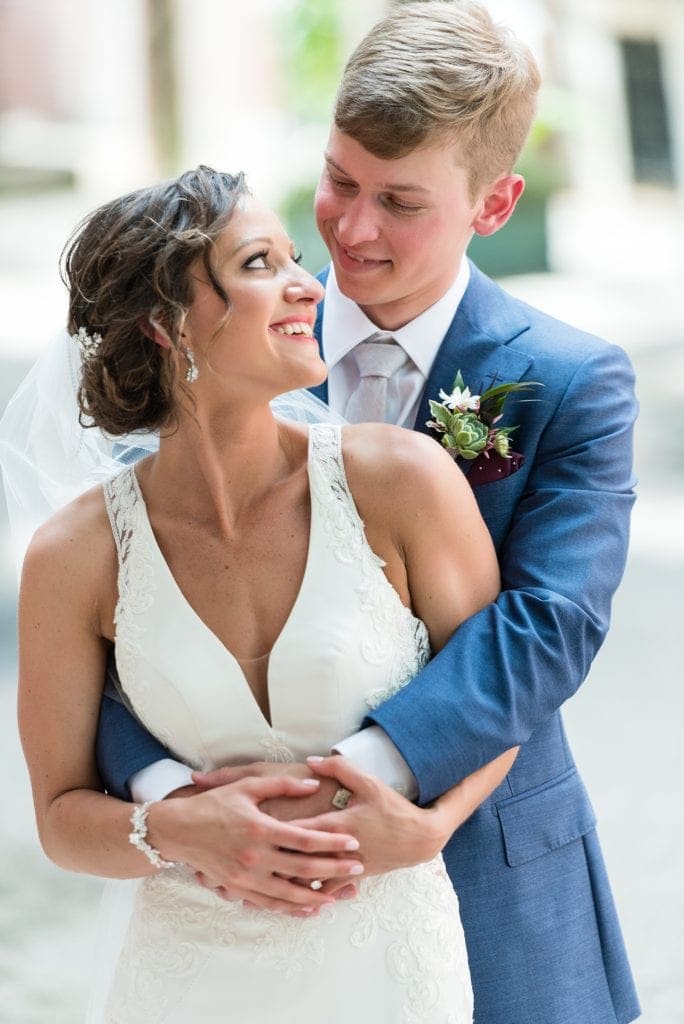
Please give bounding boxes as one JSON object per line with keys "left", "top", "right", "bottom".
{"left": 308, "top": 423, "right": 356, "bottom": 521}
{"left": 308, "top": 423, "right": 385, "bottom": 570}
{"left": 103, "top": 467, "right": 139, "bottom": 564}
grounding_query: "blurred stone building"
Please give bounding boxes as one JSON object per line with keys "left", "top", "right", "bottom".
{"left": 543, "top": 0, "right": 684, "bottom": 286}
{"left": 0, "top": 0, "right": 682, "bottom": 307}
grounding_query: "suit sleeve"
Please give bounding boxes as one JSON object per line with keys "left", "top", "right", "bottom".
{"left": 96, "top": 662, "right": 172, "bottom": 799}
{"left": 366, "top": 342, "right": 637, "bottom": 805}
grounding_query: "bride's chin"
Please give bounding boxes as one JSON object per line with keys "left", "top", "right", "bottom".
{"left": 285, "top": 357, "right": 329, "bottom": 392}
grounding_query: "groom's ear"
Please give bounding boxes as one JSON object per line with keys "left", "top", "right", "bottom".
{"left": 138, "top": 315, "right": 173, "bottom": 350}
{"left": 472, "top": 174, "right": 525, "bottom": 238}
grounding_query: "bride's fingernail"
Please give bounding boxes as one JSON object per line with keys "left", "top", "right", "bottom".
{"left": 306, "top": 755, "right": 325, "bottom": 763}
{"left": 300, "top": 778, "right": 320, "bottom": 787}
{"left": 344, "top": 839, "right": 360, "bottom": 851}
{"left": 349, "top": 864, "right": 364, "bottom": 875}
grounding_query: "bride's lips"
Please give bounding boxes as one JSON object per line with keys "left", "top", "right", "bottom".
{"left": 333, "top": 237, "right": 391, "bottom": 275}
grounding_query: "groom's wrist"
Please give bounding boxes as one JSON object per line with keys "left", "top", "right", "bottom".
{"left": 333, "top": 726, "right": 418, "bottom": 800}
{"left": 129, "top": 759, "right": 195, "bottom": 803}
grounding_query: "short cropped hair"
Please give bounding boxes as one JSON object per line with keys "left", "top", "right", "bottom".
{"left": 334, "top": 0, "right": 541, "bottom": 192}
{"left": 62, "top": 166, "right": 247, "bottom": 435}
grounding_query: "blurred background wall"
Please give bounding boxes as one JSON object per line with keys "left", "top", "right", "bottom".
{"left": 0, "top": 2, "right": 682, "bottom": 1021}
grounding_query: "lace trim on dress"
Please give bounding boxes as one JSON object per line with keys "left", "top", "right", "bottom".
{"left": 308, "top": 424, "right": 431, "bottom": 709}
{"left": 103, "top": 469, "right": 177, "bottom": 756}
{"left": 348, "top": 862, "right": 472, "bottom": 1024}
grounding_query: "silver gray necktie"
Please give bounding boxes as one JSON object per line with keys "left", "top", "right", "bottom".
{"left": 344, "top": 332, "right": 410, "bottom": 424}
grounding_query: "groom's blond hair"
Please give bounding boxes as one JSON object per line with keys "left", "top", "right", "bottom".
{"left": 334, "top": 0, "right": 541, "bottom": 194}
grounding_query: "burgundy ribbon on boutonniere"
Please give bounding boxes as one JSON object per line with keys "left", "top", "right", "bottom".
{"left": 426, "top": 371, "right": 542, "bottom": 485}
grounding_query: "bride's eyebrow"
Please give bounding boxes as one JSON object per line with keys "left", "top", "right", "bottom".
{"left": 227, "top": 235, "right": 274, "bottom": 258}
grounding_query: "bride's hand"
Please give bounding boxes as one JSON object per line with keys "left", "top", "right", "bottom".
{"left": 289, "top": 755, "right": 449, "bottom": 877}
{"left": 146, "top": 774, "right": 364, "bottom": 915}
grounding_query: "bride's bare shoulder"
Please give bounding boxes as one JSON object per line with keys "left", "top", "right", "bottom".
{"left": 341, "top": 422, "right": 467, "bottom": 497}
{"left": 21, "top": 481, "right": 116, "bottom": 590}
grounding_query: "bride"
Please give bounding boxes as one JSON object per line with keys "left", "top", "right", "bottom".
{"left": 13, "top": 166, "right": 514, "bottom": 1022}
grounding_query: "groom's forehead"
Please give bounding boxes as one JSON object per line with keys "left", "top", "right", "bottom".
{"left": 323, "top": 131, "right": 469, "bottom": 193}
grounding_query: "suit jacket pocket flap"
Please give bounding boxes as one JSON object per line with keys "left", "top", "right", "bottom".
{"left": 496, "top": 768, "right": 597, "bottom": 868}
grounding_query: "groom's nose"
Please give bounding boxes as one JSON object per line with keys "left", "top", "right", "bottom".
{"left": 336, "top": 196, "right": 381, "bottom": 249}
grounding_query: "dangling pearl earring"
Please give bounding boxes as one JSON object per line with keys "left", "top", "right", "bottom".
{"left": 183, "top": 347, "right": 199, "bottom": 383}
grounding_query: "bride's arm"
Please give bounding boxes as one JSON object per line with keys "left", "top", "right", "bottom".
{"left": 17, "top": 499, "right": 158, "bottom": 880}
{"left": 17, "top": 497, "right": 361, "bottom": 905}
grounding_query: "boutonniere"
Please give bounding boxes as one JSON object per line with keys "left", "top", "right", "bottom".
{"left": 427, "top": 371, "right": 542, "bottom": 484}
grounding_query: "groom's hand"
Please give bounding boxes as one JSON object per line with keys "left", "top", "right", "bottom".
{"left": 192, "top": 762, "right": 341, "bottom": 820}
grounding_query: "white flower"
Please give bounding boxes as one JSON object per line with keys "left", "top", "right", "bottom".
{"left": 438, "top": 386, "right": 481, "bottom": 413}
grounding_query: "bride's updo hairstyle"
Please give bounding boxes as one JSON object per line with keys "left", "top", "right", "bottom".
{"left": 62, "top": 165, "right": 247, "bottom": 436}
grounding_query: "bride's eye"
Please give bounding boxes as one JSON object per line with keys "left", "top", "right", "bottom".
{"left": 243, "top": 251, "right": 269, "bottom": 270}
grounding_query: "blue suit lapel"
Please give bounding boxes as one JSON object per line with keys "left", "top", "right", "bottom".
{"left": 308, "top": 262, "right": 534, "bottom": 436}
{"left": 413, "top": 264, "right": 534, "bottom": 469}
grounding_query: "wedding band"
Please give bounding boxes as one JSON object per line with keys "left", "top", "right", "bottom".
{"left": 310, "top": 879, "right": 323, "bottom": 891}
{"left": 331, "top": 786, "right": 352, "bottom": 810}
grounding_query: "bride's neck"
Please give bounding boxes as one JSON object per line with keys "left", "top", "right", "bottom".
{"left": 146, "top": 402, "right": 301, "bottom": 533}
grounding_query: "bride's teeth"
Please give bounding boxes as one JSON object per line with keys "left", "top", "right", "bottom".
{"left": 272, "top": 323, "right": 313, "bottom": 336}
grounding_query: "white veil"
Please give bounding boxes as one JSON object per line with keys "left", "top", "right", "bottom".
{"left": 0, "top": 327, "right": 343, "bottom": 1021}
{"left": 0, "top": 327, "right": 343, "bottom": 577}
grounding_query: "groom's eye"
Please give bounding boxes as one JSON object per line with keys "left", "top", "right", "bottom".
{"left": 383, "top": 195, "right": 423, "bottom": 215}
{"left": 329, "top": 173, "right": 355, "bottom": 192}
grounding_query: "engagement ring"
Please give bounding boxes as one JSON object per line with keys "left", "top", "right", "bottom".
{"left": 331, "top": 786, "right": 352, "bottom": 810}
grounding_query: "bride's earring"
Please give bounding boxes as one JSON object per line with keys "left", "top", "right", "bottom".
{"left": 183, "top": 347, "right": 199, "bottom": 383}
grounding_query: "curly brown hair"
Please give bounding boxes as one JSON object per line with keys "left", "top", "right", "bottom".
{"left": 61, "top": 165, "right": 248, "bottom": 435}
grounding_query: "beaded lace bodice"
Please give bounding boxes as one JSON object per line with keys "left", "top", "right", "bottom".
{"left": 103, "top": 423, "right": 431, "bottom": 768}
{"left": 101, "top": 423, "right": 472, "bottom": 1024}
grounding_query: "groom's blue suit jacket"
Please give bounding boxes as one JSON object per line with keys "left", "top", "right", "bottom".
{"left": 98, "top": 262, "right": 640, "bottom": 1024}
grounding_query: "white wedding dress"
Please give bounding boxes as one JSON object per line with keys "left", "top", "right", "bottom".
{"left": 101, "top": 423, "right": 473, "bottom": 1024}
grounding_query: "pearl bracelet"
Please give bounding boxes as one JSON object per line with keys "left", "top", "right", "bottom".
{"left": 128, "top": 801, "right": 177, "bottom": 870}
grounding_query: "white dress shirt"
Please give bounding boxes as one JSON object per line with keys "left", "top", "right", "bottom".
{"left": 130, "top": 259, "right": 470, "bottom": 804}
{"left": 324, "top": 260, "right": 470, "bottom": 799}
{"left": 324, "top": 260, "right": 470, "bottom": 429}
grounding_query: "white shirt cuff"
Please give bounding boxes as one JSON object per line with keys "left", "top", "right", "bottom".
{"left": 333, "top": 726, "right": 418, "bottom": 800}
{"left": 129, "top": 759, "right": 195, "bottom": 803}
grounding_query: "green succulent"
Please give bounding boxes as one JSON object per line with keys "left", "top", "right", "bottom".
{"left": 443, "top": 413, "right": 489, "bottom": 459}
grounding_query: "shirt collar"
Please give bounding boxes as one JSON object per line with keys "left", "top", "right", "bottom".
{"left": 321, "top": 258, "right": 470, "bottom": 378}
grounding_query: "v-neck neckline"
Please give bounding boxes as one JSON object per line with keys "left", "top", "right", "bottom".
{"left": 126, "top": 430, "right": 317, "bottom": 732}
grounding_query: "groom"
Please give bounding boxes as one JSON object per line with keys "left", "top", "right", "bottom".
{"left": 97, "top": 2, "right": 640, "bottom": 1021}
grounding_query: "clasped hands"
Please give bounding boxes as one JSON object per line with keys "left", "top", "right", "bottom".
{"left": 149, "top": 756, "right": 449, "bottom": 917}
